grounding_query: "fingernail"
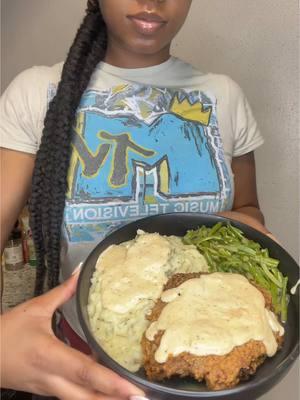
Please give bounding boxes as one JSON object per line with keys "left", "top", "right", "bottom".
{"left": 72, "top": 262, "right": 83, "bottom": 275}
{"left": 130, "top": 396, "right": 150, "bottom": 400}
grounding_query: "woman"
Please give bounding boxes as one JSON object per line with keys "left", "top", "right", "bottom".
{"left": 0, "top": 0, "right": 270, "bottom": 398}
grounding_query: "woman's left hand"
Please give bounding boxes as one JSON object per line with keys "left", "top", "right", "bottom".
{"left": 0, "top": 270, "right": 147, "bottom": 400}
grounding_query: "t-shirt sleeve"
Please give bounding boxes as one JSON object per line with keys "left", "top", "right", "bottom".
{"left": 0, "top": 67, "right": 47, "bottom": 154}
{"left": 228, "top": 77, "right": 264, "bottom": 157}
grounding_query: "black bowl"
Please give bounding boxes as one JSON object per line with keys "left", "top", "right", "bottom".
{"left": 77, "top": 213, "right": 299, "bottom": 400}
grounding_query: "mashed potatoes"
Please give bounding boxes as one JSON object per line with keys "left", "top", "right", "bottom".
{"left": 87, "top": 231, "right": 209, "bottom": 372}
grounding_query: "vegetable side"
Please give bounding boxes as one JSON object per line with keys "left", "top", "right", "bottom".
{"left": 183, "top": 223, "right": 288, "bottom": 322}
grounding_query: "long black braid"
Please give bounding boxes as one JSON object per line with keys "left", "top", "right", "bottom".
{"left": 29, "top": 0, "right": 107, "bottom": 294}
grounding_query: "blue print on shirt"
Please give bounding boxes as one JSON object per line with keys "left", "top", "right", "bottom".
{"left": 64, "top": 85, "right": 232, "bottom": 242}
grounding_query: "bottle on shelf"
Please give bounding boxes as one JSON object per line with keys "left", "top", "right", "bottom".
{"left": 20, "top": 208, "right": 37, "bottom": 267}
{"left": 3, "top": 222, "right": 24, "bottom": 271}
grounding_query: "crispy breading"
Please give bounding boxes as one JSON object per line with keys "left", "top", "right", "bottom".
{"left": 142, "top": 273, "right": 283, "bottom": 390}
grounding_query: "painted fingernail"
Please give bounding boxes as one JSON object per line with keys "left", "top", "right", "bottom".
{"left": 130, "top": 396, "right": 150, "bottom": 400}
{"left": 72, "top": 262, "right": 83, "bottom": 275}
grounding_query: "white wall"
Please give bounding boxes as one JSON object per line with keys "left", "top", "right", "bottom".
{"left": 1, "top": 1, "right": 299, "bottom": 398}
{"left": 1, "top": 0, "right": 86, "bottom": 87}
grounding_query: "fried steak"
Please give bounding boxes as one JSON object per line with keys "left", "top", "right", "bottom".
{"left": 142, "top": 273, "right": 283, "bottom": 390}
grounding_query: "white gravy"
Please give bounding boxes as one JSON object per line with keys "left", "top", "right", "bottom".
{"left": 146, "top": 272, "right": 284, "bottom": 363}
{"left": 88, "top": 231, "right": 209, "bottom": 371}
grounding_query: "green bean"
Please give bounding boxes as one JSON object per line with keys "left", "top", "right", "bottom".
{"left": 183, "top": 222, "right": 288, "bottom": 322}
{"left": 209, "top": 222, "right": 223, "bottom": 235}
{"left": 280, "top": 277, "right": 288, "bottom": 322}
{"left": 260, "top": 263, "right": 282, "bottom": 288}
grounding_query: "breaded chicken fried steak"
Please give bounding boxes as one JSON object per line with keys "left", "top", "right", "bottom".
{"left": 142, "top": 272, "right": 284, "bottom": 390}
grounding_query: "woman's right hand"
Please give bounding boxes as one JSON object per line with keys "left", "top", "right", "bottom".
{"left": 0, "top": 270, "right": 147, "bottom": 400}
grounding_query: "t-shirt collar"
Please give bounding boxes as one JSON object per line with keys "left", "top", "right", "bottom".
{"left": 97, "top": 56, "right": 177, "bottom": 79}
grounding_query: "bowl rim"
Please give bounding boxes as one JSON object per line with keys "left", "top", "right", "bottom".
{"left": 76, "top": 212, "right": 300, "bottom": 397}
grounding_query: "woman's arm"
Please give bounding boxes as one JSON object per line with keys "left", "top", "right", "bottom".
{"left": 219, "top": 151, "right": 270, "bottom": 235}
{"left": 231, "top": 151, "right": 264, "bottom": 223}
{"left": 0, "top": 148, "right": 35, "bottom": 251}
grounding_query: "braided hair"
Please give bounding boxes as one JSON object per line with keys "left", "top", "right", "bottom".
{"left": 29, "top": 0, "right": 107, "bottom": 294}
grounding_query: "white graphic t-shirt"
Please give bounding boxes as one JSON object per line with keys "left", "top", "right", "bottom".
{"left": 0, "top": 57, "right": 264, "bottom": 336}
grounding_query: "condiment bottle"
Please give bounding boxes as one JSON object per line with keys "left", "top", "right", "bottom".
{"left": 3, "top": 222, "right": 24, "bottom": 271}
{"left": 20, "top": 211, "right": 37, "bottom": 267}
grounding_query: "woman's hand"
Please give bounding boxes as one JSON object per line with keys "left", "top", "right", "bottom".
{"left": 0, "top": 270, "right": 147, "bottom": 400}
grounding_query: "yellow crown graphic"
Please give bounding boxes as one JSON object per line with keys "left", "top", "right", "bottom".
{"left": 170, "top": 95, "right": 212, "bottom": 126}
